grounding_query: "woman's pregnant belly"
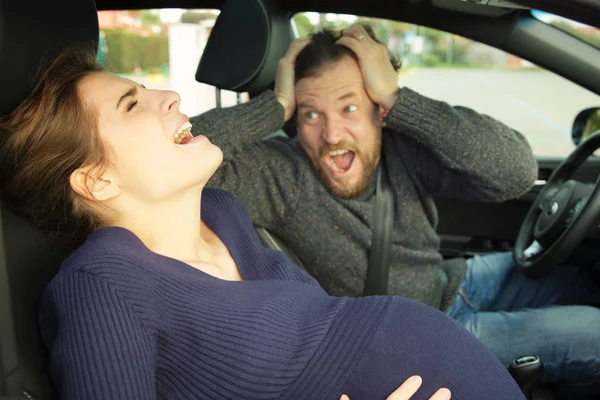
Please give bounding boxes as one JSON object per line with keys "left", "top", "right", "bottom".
{"left": 339, "top": 296, "right": 524, "bottom": 400}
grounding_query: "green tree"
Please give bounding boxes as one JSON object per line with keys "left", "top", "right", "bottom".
{"left": 103, "top": 29, "right": 169, "bottom": 74}
{"left": 583, "top": 110, "right": 600, "bottom": 140}
{"left": 388, "top": 21, "right": 411, "bottom": 36}
{"left": 312, "top": 13, "right": 353, "bottom": 32}
{"left": 180, "top": 11, "right": 217, "bottom": 24}
{"left": 140, "top": 10, "right": 161, "bottom": 27}
{"left": 97, "top": 31, "right": 108, "bottom": 67}
{"left": 293, "top": 13, "right": 354, "bottom": 37}
{"left": 292, "top": 13, "right": 314, "bottom": 37}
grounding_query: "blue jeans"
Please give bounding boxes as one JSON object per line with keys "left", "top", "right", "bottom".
{"left": 446, "top": 252, "right": 600, "bottom": 397}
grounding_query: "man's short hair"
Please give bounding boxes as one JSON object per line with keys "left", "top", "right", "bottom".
{"left": 295, "top": 24, "right": 402, "bottom": 82}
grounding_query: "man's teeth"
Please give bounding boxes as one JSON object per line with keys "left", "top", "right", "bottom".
{"left": 173, "top": 121, "right": 193, "bottom": 144}
{"left": 329, "top": 149, "right": 349, "bottom": 156}
{"left": 328, "top": 149, "right": 351, "bottom": 172}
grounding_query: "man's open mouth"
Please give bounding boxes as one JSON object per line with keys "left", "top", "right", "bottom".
{"left": 326, "top": 149, "right": 356, "bottom": 174}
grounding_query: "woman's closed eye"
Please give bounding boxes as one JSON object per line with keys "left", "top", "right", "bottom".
{"left": 127, "top": 100, "right": 138, "bottom": 112}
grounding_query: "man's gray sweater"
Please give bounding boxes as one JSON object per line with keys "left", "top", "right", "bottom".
{"left": 191, "top": 87, "right": 538, "bottom": 311}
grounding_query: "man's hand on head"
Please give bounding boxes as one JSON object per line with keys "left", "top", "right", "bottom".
{"left": 336, "top": 25, "right": 400, "bottom": 112}
{"left": 275, "top": 38, "right": 311, "bottom": 122}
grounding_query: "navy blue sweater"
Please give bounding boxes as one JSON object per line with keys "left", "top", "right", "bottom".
{"left": 39, "top": 188, "right": 524, "bottom": 400}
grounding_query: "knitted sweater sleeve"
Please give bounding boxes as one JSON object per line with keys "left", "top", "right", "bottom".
{"left": 190, "top": 91, "right": 301, "bottom": 231}
{"left": 39, "top": 271, "right": 156, "bottom": 400}
{"left": 189, "top": 90, "right": 285, "bottom": 161}
{"left": 386, "top": 87, "right": 538, "bottom": 202}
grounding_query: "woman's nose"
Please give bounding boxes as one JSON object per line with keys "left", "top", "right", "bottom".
{"left": 161, "top": 90, "right": 181, "bottom": 114}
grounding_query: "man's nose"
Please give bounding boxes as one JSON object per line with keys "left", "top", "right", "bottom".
{"left": 322, "top": 116, "right": 343, "bottom": 144}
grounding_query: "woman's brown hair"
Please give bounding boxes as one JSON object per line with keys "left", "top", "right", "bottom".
{"left": 0, "top": 46, "right": 108, "bottom": 251}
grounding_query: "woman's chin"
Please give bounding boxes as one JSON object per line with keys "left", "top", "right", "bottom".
{"left": 197, "top": 151, "right": 223, "bottom": 184}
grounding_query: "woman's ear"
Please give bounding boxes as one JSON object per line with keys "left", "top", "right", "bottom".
{"left": 70, "top": 165, "right": 120, "bottom": 202}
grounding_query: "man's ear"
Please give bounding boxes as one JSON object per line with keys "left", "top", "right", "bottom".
{"left": 70, "top": 165, "right": 120, "bottom": 202}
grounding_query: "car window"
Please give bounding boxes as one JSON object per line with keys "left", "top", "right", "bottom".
{"left": 293, "top": 12, "right": 600, "bottom": 158}
{"left": 97, "top": 9, "right": 600, "bottom": 157}
{"left": 97, "top": 9, "right": 248, "bottom": 117}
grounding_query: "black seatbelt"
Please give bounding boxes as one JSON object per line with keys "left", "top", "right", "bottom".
{"left": 363, "top": 154, "right": 395, "bottom": 296}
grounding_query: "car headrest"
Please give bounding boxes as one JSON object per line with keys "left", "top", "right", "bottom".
{"left": 195, "top": 0, "right": 293, "bottom": 93}
{"left": 0, "top": 1, "right": 99, "bottom": 116}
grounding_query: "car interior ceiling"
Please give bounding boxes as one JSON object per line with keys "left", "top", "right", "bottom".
{"left": 1, "top": 0, "right": 599, "bottom": 399}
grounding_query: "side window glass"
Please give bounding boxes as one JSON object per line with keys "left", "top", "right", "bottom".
{"left": 97, "top": 9, "right": 248, "bottom": 116}
{"left": 293, "top": 12, "right": 600, "bottom": 157}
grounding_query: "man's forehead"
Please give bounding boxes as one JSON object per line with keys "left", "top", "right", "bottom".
{"left": 298, "top": 56, "right": 362, "bottom": 84}
{"left": 295, "top": 66, "right": 366, "bottom": 104}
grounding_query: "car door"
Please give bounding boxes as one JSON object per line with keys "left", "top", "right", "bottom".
{"left": 435, "top": 157, "right": 600, "bottom": 258}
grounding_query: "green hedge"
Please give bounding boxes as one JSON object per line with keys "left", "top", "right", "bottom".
{"left": 583, "top": 110, "right": 600, "bottom": 140}
{"left": 102, "top": 29, "right": 169, "bottom": 74}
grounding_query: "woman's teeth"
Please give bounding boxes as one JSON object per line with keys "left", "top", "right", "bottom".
{"left": 173, "top": 121, "right": 193, "bottom": 144}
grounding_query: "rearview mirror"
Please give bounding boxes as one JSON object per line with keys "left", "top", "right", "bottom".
{"left": 572, "top": 107, "right": 600, "bottom": 146}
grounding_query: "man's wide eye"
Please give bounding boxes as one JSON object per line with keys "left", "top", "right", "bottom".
{"left": 305, "top": 111, "right": 318, "bottom": 120}
{"left": 344, "top": 104, "right": 357, "bottom": 113}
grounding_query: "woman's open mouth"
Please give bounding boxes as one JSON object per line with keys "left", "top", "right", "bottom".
{"left": 173, "top": 121, "right": 193, "bottom": 145}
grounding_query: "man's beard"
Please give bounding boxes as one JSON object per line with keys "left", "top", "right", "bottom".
{"left": 310, "top": 133, "right": 381, "bottom": 200}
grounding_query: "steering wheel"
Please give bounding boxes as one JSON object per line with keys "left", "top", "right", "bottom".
{"left": 513, "top": 131, "right": 600, "bottom": 278}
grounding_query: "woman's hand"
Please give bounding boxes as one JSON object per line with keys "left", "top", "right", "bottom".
{"left": 274, "top": 37, "right": 310, "bottom": 122}
{"left": 336, "top": 25, "right": 400, "bottom": 111}
{"left": 339, "top": 375, "right": 451, "bottom": 400}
